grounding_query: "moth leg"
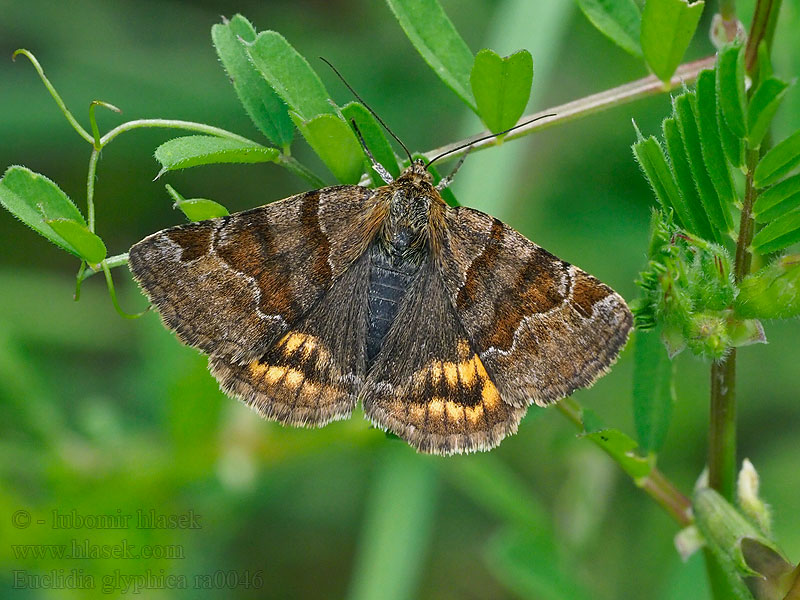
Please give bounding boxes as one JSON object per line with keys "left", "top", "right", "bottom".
{"left": 435, "top": 146, "right": 473, "bottom": 191}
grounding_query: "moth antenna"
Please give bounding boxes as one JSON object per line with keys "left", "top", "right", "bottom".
{"left": 425, "top": 113, "right": 557, "bottom": 169}
{"left": 319, "top": 57, "right": 414, "bottom": 165}
{"left": 351, "top": 119, "right": 394, "bottom": 184}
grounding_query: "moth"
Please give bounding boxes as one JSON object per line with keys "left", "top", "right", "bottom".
{"left": 129, "top": 149, "right": 632, "bottom": 455}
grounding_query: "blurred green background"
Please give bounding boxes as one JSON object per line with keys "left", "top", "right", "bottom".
{"left": 2, "top": 1, "right": 799, "bottom": 598}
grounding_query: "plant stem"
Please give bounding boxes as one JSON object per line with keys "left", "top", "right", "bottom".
{"left": 99, "top": 119, "right": 258, "bottom": 147}
{"left": 101, "top": 260, "right": 148, "bottom": 319}
{"left": 708, "top": 149, "right": 759, "bottom": 499}
{"left": 735, "top": 150, "right": 760, "bottom": 282}
{"left": 12, "top": 49, "right": 94, "bottom": 144}
{"left": 709, "top": 354, "right": 737, "bottom": 499}
{"left": 79, "top": 253, "right": 129, "bottom": 282}
{"left": 557, "top": 397, "right": 692, "bottom": 527}
{"left": 706, "top": 0, "right": 780, "bottom": 501}
{"left": 86, "top": 149, "right": 100, "bottom": 232}
{"left": 744, "top": 0, "right": 783, "bottom": 74}
{"left": 278, "top": 155, "right": 327, "bottom": 188}
{"left": 423, "top": 56, "right": 717, "bottom": 165}
{"left": 641, "top": 468, "right": 693, "bottom": 527}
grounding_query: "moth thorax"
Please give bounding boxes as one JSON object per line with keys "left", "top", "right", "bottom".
{"left": 390, "top": 186, "right": 432, "bottom": 227}
{"left": 381, "top": 192, "right": 430, "bottom": 259}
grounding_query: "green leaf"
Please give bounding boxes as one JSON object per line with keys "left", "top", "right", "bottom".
{"left": 754, "top": 129, "right": 800, "bottom": 188}
{"left": 662, "top": 117, "right": 716, "bottom": 238}
{"left": 469, "top": 49, "right": 533, "bottom": 134}
{"left": 0, "top": 165, "right": 87, "bottom": 257}
{"left": 695, "top": 70, "right": 737, "bottom": 218}
{"left": 165, "top": 184, "right": 229, "bottom": 222}
{"left": 751, "top": 209, "right": 800, "bottom": 255}
{"left": 580, "top": 411, "right": 653, "bottom": 482}
{"left": 641, "top": 0, "right": 705, "bottom": 83}
{"left": 727, "top": 318, "right": 767, "bottom": 348}
{"left": 756, "top": 40, "right": 774, "bottom": 81}
{"left": 577, "top": 0, "right": 642, "bottom": 56}
{"left": 154, "top": 136, "right": 279, "bottom": 173}
{"left": 632, "top": 329, "right": 674, "bottom": 455}
{"left": 45, "top": 218, "right": 106, "bottom": 264}
{"left": 716, "top": 71, "right": 744, "bottom": 169}
{"left": 211, "top": 15, "right": 294, "bottom": 149}
{"left": 736, "top": 255, "right": 800, "bottom": 319}
{"left": 347, "top": 447, "right": 436, "bottom": 600}
{"left": 341, "top": 102, "right": 401, "bottom": 185}
{"left": 246, "top": 31, "right": 333, "bottom": 120}
{"left": 753, "top": 173, "right": 800, "bottom": 223}
{"left": 747, "top": 77, "right": 791, "bottom": 149}
{"left": 175, "top": 199, "right": 230, "bottom": 222}
{"left": 632, "top": 131, "right": 686, "bottom": 221}
{"left": 673, "top": 92, "right": 729, "bottom": 239}
{"left": 385, "top": 0, "right": 476, "bottom": 110}
{"left": 716, "top": 44, "right": 747, "bottom": 138}
{"left": 292, "top": 113, "right": 364, "bottom": 184}
{"left": 581, "top": 428, "right": 653, "bottom": 481}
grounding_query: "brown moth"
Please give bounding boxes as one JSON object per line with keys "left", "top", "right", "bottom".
{"left": 129, "top": 159, "right": 632, "bottom": 455}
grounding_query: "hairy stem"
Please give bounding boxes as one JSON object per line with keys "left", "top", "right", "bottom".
{"left": 557, "top": 397, "right": 692, "bottom": 527}
{"left": 708, "top": 149, "right": 759, "bottom": 499}
{"left": 707, "top": 0, "right": 780, "bottom": 502}
{"left": 423, "top": 56, "right": 716, "bottom": 165}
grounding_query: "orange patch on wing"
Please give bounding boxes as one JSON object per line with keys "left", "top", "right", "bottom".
{"left": 458, "top": 357, "right": 477, "bottom": 387}
{"left": 443, "top": 362, "right": 458, "bottom": 387}
{"left": 445, "top": 401, "right": 465, "bottom": 423}
{"left": 266, "top": 366, "right": 286, "bottom": 384}
{"left": 481, "top": 379, "right": 500, "bottom": 409}
{"left": 428, "top": 397, "right": 445, "bottom": 419}
{"left": 280, "top": 332, "right": 319, "bottom": 356}
{"left": 475, "top": 357, "right": 489, "bottom": 379}
{"left": 430, "top": 361, "right": 443, "bottom": 384}
{"left": 465, "top": 404, "right": 484, "bottom": 424}
{"left": 285, "top": 369, "right": 304, "bottom": 389}
{"left": 248, "top": 361, "right": 289, "bottom": 385}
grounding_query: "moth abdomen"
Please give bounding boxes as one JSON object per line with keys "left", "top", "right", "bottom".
{"left": 365, "top": 242, "right": 421, "bottom": 366}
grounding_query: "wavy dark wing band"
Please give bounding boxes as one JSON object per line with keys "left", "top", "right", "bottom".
{"left": 439, "top": 205, "right": 633, "bottom": 408}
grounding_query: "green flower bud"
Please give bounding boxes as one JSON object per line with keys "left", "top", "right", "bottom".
{"left": 687, "top": 312, "right": 731, "bottom": 359}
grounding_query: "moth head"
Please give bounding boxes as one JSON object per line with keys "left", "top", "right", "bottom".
{"left": 398, "top": 159, "right": 435, "bottom": 188}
